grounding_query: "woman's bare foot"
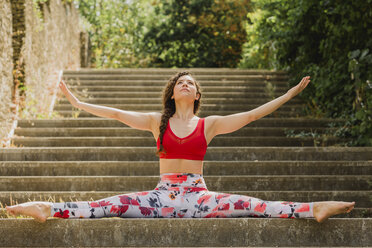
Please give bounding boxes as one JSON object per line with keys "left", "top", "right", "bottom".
{"left": 313, "top": 201, "right": 355, "bottom": 223}
{"left": 5, "top": 201, "right": 52, "bottom": 223}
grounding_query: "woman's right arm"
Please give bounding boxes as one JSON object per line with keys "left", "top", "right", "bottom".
{"left": 59, "top": 80, "right": 158, "bottom": 132}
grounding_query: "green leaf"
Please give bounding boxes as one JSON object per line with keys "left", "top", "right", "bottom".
{"left": 360, "top": 49, "right": 369, "bottom": 60}
{"left": 349, "top": 49, "right": 360, "bottom": 59}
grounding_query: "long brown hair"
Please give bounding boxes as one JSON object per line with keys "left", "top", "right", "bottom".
{"left": 156, "top": 71, "right": 203, "bottom": 157}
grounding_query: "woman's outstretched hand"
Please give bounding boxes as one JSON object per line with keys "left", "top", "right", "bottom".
{"left": 286, "top": 76, "right": 311, "bottom": 98}
{"left": 59, "top": 79, "right": 80, "bottom": 107}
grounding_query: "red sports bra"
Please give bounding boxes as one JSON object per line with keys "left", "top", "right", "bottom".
{"left": 156, "top": 117, "right": 207, "bottom": 160}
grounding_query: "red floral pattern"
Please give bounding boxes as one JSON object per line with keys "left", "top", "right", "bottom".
{"left": 254, "top": 202, "right": 267, "bottom": 213}
{"left": 161, "top": 207, "right": 175, "bottom": 216}
{"left": 53, "top": 210, "right": 69, "bottom": 218}
{"left": 139, "top": 207, "right": 154, "bottom": 216}
{"left": 90, "top": 200, "right": 113, "bottom": 208}
{"left": 110, "top": 205, "right": 129, "bottom": 216}
{"left": 119, "top": 195, "right": 140, "bottom": 206}
{"left": 295, "top": 203, "right": 310, "bottom": 212}
{"left": 162, "top": 174, "right": 188, "bottom": 183}
{"left": 197, "top": 194, "right": 212, "bottom": 204}
{"left": 234, "top": 200, "right": 245, "bottom": 210}
{"left": 136, "top": 192, "right": 149, "bottom": 196}
{"left": 216, "top": 193, "right": 231, "bottom": 200}
{"left": 204, "top": 212, "right": 227, "bottom": 218}
{"left": 50, "top": 173, "right": 313, "bottom": 219}
{"left": 212, "top": 203, "right": 230, "bottom": 211}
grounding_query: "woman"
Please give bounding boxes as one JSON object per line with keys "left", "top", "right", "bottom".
{"left": 6, "top": 71, "right": 355, "bottom": 223}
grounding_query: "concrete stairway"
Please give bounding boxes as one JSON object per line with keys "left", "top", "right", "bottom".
{"left": 0, "top": 68, "right": 371, "bottom": 247}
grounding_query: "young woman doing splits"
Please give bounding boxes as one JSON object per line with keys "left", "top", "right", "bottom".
{"left": 6, "top": 71, "right": 355, "bottom": 223}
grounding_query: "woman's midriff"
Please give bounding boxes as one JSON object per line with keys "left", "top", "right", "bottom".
{"left": 159, "top": 158, "right": 203, "bottom": 174}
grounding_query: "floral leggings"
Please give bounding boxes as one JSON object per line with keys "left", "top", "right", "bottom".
{"left": 51, "top": 173, "right": 314, "bottom": 219}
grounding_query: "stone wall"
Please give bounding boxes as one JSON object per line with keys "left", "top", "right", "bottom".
{"left": 0, "top": 0, "right": 85, "bottom": 147}
{"left": 0, "top": 0, "right": 14, "bottom": 147}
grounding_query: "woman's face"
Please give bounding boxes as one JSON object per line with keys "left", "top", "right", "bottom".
{"left": 172, "top": 75, "right": 200, "bottom": 102}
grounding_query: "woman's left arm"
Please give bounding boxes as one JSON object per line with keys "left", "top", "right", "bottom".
{"left": 209, "top": 76, "right": 311, "bottom": 136}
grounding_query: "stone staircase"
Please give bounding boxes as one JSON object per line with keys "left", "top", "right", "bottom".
{"left": 0, "top": 68, "right": 371, "bottom": 247}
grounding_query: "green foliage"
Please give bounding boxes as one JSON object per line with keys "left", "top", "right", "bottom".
{"left": 76, "top": 0, "right": 153, "bottom": 68}
{"left": 345, "top": 48, "right": 372, "bottom": 145}
{"left": 142, "top": 0, "right": 251, "bottom": 67}
{"left": 239, "top": 0, "right": 372, "bottom": 146}
{"left": 69, "top": 0, "right": 371, "bottom": 145}
{"left": 74, "top": 0, "right": 250, "bottom": 68}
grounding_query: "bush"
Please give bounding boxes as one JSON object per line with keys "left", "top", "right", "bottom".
{"left": 76, "top": 0, "right": 152, "bottom": 68}
{"left": 239, "top": 0, "right": 372, "bottom": 146}
{"left": 142, "top": 0, "right": 251, "bottom": 67}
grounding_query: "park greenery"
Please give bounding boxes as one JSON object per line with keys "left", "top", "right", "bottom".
{"left": 141, "top": 0, "right": 251, "bottom": 67}
{"left": 74, "top": 0, "right": 251, "bottom": 68}
{"left": 35, "top": 0, "right": 371, "bottom": 146}
{"left": 239, "top": 0, "right": 372, "bottom": 146}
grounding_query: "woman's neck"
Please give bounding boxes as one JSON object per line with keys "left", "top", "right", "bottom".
{"left": 173, "top": 101, "right": 195, "bottom": 120}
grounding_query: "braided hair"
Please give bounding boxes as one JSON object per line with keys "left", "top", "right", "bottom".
{"left": 156, "top": 71, "right": 202, "bottom": 157}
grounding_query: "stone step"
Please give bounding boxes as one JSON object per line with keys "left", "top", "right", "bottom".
{"left": 66, "top": 85, "right": 289, "bottom": 93}
{"left": 5, "top": 67, "right": 368, "bottom": 248}
{"left": 61, "top": 91, "right": 287, "bottom": 98}
{"left": 66, "top": 80, "right": 289, "bottom": 87}
{"left": 63, "top": 68, "right": 288, "bottom": 75}
{"left": 14, "top": 127, "right": 336, "bottom": 137}
{"left": 58, "top": 97, "right": 303, "bottom": 104}
{"left": 0, "top": 219, "right": 371, "bottom": 247}
{"left": 63, "top": 74, "right": 289, "bottom": 81}
{"left": 16, "top": 117, "right": 345, "bottom": 128}
{"left": 1, "top": 191, "right": 371, "bottom": 209}
{"left": 1, "top": 147, "right": 371, "bottom": 161}
{"left": 1, "top": 175, "right": 371, "bottom": 191}
{"left": 56, "top": 110, "right": 306, "bottom": 118}
{"left": 10, "top": 136, "right": 347, "bottom": 147}
{"left": 54, "top": 103, "right": 303, "bottom": 112}
{"left": 1, "top": 161, "right": 370, "bottom": 176}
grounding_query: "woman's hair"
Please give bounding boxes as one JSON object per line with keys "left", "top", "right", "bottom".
{"left": 156, "top": 71, "right": 202, "bottom": 157}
